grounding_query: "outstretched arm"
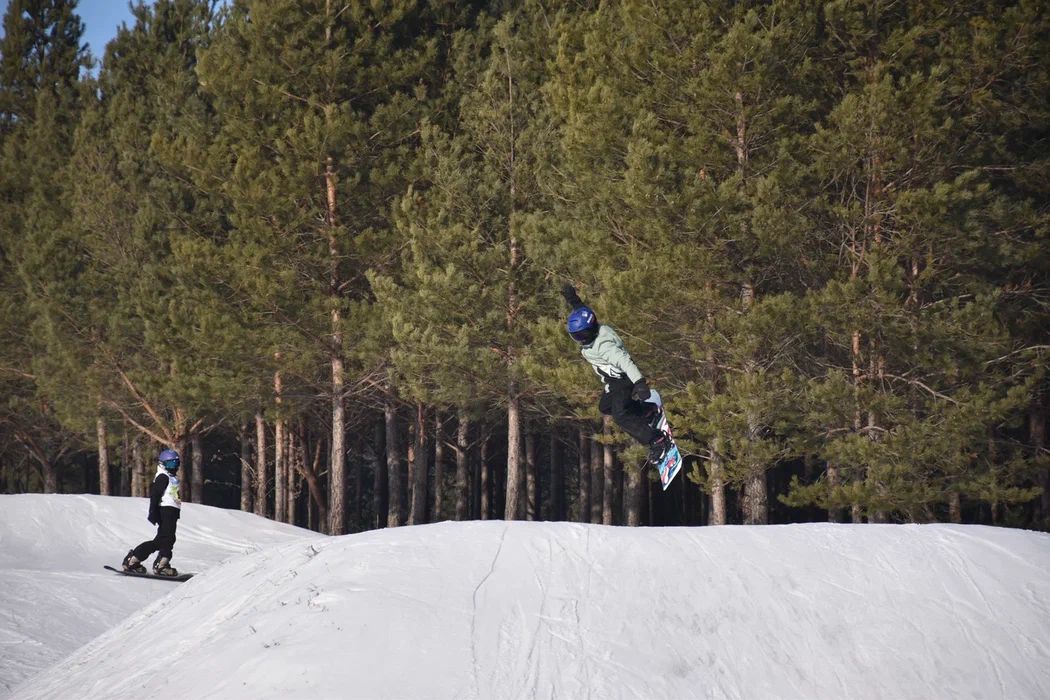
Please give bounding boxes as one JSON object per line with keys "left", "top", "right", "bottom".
{"left": 561, "top": 283, "right": 586, "bottom": 311}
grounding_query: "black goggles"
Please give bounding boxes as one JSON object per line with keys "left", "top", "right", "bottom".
{"left": 570, "top": 326, "right": 598, "bottom": 344}
{"left": 161, "top": 458, "right": 180, "bottom": 470}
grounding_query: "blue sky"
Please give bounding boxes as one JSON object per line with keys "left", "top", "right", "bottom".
{"left": 76, "top": 0, "right": 140, "bottom": 62}
{"left": 1, "top": 0, "right": 139, "bottom": 65}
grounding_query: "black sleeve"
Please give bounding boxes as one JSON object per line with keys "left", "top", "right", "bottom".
{"left": 151, "top": 470, "right": 169, "bottom": 503}
{"left": 149, "top": 473, "right": 167, "bottom": 516}
{"left": 561, "top": 284, "right": 586, "bottom": 310}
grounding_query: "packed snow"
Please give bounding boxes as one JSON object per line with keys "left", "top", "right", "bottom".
{"left": 0, "top": 494, "right": 321, "bottom": 698}
{"left": 3, "top": 495, "right": 1050, "bottom": 699}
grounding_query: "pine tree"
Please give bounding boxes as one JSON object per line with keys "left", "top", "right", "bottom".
{"left": 372, "top": 2, "right": 565, "bottom": 522}
{"left": 0, "top": 0, "right": 89, "bottom": 492}
{"left": 537, "top": 0, "right": 820, "bottom": 523}
{"left": 197, "top": 0, "right": 454, "bottom": 533}
{"left": 60, "top": 0, "right": 226, "bottom": 503}
{"left": 785, "top": 0, "right": 1046, "bottom": 522}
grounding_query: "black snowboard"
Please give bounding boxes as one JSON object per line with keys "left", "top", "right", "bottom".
{"left": 104, "top": 565, "right": 195, "bottom": 582}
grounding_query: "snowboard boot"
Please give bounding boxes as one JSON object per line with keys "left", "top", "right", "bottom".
{"left": 642, "top": 402, "right": 663, "bottom": 430}
{"left": 647, "top": 431, "right": 671, "bottom": 465}
{"left": 152, "top": 557, "right": 178, "bottom": 577}
{"left": 122, "top": 550, "right": 147, "bottom": 574}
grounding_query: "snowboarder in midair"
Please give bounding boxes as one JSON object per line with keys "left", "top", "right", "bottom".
{"left": 560, "top": 284, "right": 671, "bottom": 464}
{"left": 122, "top": 448, "right": 182, "bottom": 577}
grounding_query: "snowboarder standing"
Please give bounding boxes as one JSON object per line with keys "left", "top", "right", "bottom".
{"left": 560, "top": 284, "right": 671, "bottom": 464}
{"left": 122, "top": 448, "right": 182, "bottom": 577}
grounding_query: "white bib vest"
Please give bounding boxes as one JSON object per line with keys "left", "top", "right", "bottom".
{"left": 156, "top": 465, "right": 182, "bottom": 509}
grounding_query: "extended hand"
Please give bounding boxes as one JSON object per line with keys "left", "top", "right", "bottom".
{"left": 561, "top": 283, "right": 582, "bottom": 307}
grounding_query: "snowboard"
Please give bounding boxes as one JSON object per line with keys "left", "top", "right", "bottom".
{"left": 104, "top": 565, "right": 195, "bottom": 582}
{"left": 645, "top": 391, "right": 683, "bottom": 491}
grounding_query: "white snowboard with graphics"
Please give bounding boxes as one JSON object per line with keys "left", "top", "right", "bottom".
{"left": 646, "top": 391, "right": 682, "bottom": 490}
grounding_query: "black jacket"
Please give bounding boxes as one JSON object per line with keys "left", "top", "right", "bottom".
{"left": 148, "top": 472, "right": 180, "bottom": 525}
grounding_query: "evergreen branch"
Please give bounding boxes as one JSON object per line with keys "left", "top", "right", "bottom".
{"left": 103, "top": 400, "right": 169, "bottom": 446}
{"left": 883, "top": 374, "right": 959, "bottom": 405}
{"left": 0, "top": 366, "right": 35, "bottom": 379}
{"left": 113, "top": 366, "right": 171, "bottom": 439}
{"left": 984, "top": 346, "right": 1050, "bottom": 365}
{"left": 252, "top": 78, "right": 311, "bottom": 106}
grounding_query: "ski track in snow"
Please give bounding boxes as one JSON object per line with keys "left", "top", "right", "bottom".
{"left": 470, "top": 523, "right": 509, "bottom": 700}
{"left": 3, "top": 497, "right": 1050, "bottom": 699}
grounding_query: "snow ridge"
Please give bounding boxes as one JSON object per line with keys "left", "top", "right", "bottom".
{"left": 4, "top": 496, "right": 1050, "bottom": 700}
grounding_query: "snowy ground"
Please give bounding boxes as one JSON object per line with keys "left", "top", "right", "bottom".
{"left": 3, "top": 495, "right": 1050, "bottom": 700}
{"left": 0, "top": 494, "right": 321, "bottom": 698}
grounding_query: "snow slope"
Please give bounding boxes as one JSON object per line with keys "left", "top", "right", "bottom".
{"left": 4, "top": 496, "right": 1050, "bottom": 700}
{"left": 0, "top": 494, "right": 321, "bottom": 698}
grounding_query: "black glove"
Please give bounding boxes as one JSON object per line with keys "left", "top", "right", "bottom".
{"left": 631, "top": 378, "right": 651, "bottom": 401}
{"left": 561, "top": 283, "right": 583, "bottom": 309}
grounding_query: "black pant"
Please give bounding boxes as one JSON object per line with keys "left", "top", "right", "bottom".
{"left": 133, "top": 507, "right": 179, "bottom": 561}
{"left": 598, "top": 377, "right": 658, "bottom": 445}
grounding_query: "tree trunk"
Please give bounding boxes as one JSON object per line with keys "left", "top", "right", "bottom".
{"left": 372, "top": 417, "right": 387, "bottom": 529}
{"left": 132, "top": 437, "right": 145, "bottom": 498}
{"left": 432, "top": 412, "right": 445, "bottom": 521}
{"left": 455, "top": 412, "right": 470, "bottom": 521}
{"left": 132, "top": 438, "right": 144, "bottom": 497}
{"left": 174, "top": 436, "right": 189, "bottom": 502}
{"left": 948, "top": 491, "right": 962, "bottom": 524}
{"left": 254, "top": 412, "right": 267, "bottom": 518}
{"left": 577, "top": 429, "right": 590, "bottom": 523}
{"left": 867, "top": 339, "right": 887, "bottom": 524}
{"left": 740, "top": 282, "right": 768, "bottom": 526}
{"left": 274, "top": 365, "right": 286, "bottom": 524}
{"left": 505, "top": 394, "right": 523, "bottom": 520}
{"left": 480, "top": 434, "right": 491, "bottom": 520}
{"left": 708, "top": 436, "right": 727, "bottom": 525}
{"left": 289, "top": 429, "right": 300, "bottom": 527}
{"left": 295, "top": 425, "right": 328, "bottom": 534}
{"left": 602, "top": 416, "right": 615, "bottom": 525}
{"left": 1031, "top": 401, "right": 1048, "bottom": 524}
{"left": 827, "top": 463, "right": 845, "bottom": 523}
{"left": 549, "top": 432, "right": 564, "bottom": 522}
{"left": 525, "top": 431, "right": 537, "bottom": 521}
{"left": 239, "top": 422, "right": 252, "bottom": 512}
{"left": 471, "top": 426, "right": 481, "bottom": 519}
{"left": 323, "top": 0, "right": 347, "bottom": 537}
{"left": 177, "top": 461, "right": 190, "bottom": 503}
{"left": 385, "top": 398, "right": 403, "bottom": 528}
{"left": 407, "top": 414, "right": 415, "bottom": 515}
{"left": 625, "top": 435, "right": 643, "bottom": 527}
{"left": 329, "top": 351, "right": 346, "bottom": 535}
{"left": 191, "top": 434, "right": 203, "bottom": 504}
{"left": 409, "top": 403, "right": 428, "bottom": 525}
{"left": 590, "top": 431, "right": 602, "bottom": 524}
{"left": 120, "top": 425, "right": 130, "bottom": 496}
{"left": 742, "top": 472, "right": 767, "bottom": 525}
{"left": 96, "top": 415, "right": 110, "bottom": 496}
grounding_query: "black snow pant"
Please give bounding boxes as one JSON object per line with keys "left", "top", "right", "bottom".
{"left": 598, "top": 376, "right": 659, "bottom": 446}
{"left": 133, "top": 507, "right": 179, "bottom": 561}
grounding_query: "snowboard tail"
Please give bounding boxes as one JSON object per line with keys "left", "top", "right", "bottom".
{"left": 656, "top": 443, "right": 683, "bottom": 491}
{"left": 104, "top": 565, "right": 194, "bottom": 582}
{"left": 645, "top": 391, "right": 683, "bottom": 491}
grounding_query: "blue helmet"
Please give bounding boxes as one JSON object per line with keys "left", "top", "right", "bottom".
{"left": 567, "top": 306, "right": 599, "bottom": 345}
{"left": 158, "top": 448, "right": 180, "bottom": 473}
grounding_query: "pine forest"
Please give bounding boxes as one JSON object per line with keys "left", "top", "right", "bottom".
{"left": 1, "top": 0, "right": 1048, "bottom": 533}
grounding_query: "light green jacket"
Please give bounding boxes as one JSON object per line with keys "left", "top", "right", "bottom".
{"left": 580, "top": 324, "right": 643, "bottom": 385}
